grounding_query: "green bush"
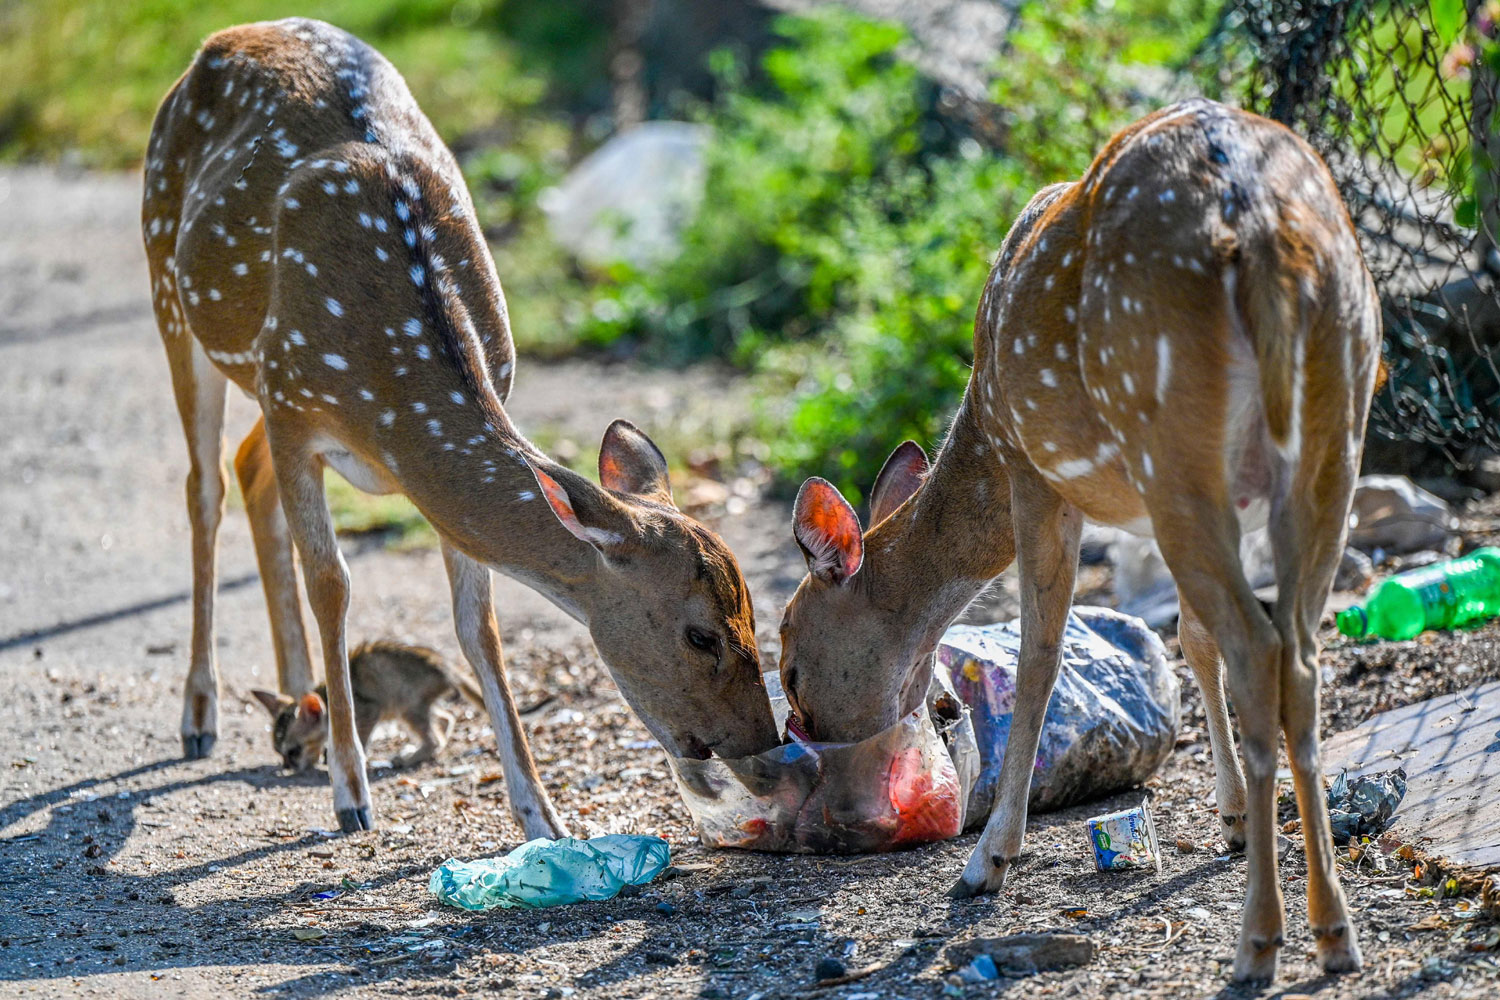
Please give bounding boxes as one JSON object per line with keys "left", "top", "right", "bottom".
{"left": 0, "top": 0, "right": 560, "bottom": 167}
{"left": 582, "top": 3, "right": 1213, "bottom": 500}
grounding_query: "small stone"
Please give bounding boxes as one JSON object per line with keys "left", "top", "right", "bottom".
{"left": 655, "top": 901, "right": 676, "bottom": 916}
{"left": 1175, "top": 838, "right": 1196, "bottom": 854}
{"left": 815, "top": 956, "right": 846, "bottom": 981}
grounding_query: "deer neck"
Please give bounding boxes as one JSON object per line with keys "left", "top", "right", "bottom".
{"left": 861, "top": 392, "right": 1015, "bottom": 646}
{"left": 364, "top": 394, "right": 608, "bottom": 625}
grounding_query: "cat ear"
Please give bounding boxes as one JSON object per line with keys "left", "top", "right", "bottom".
{"left": 297, "top": 691, "right": 326, "bottom": 722}
{"left": 252, "top": 689, "right": 291, "bottom": 717}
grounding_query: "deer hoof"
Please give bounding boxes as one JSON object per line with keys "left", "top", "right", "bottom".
{"left": 1315, "top": 924, "right": 1362, "bottom": 973}
{"left": 336, "top": 805, "right": 373, "bottom": 833}
{"left": 947, "top": 876, "right": 985, "bottom": 899}
{"left": 182, "top": 732, "right": 217, "bottom": 760}
{"left": 1232, "top": 932, "right": 1283, "bottom": 984}
{"left": 949, "top": 854, "right": 1011, "bottom": 898}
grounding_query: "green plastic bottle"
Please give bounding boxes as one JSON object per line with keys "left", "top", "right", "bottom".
{"left": 1336, "top": 547, "right": 1500, "bottom": 640}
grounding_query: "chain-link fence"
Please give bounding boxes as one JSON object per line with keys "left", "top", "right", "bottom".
{"left": 1192, "top": 0, "right": 1500, "bottom": 479}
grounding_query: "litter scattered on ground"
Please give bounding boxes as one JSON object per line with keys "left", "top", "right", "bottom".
{"left": 1324, "top": 679, "right": 1500, "bottom": 869}
{"left": 1085, "top": 801, "right": 1162, "bottom": 872}
{"left": 1336, "top": 546, "right": 1500, "bottom": 640}
{"left": 1348, "top": 475, "right": 1458, "bottom": 556}
{"left": 946, "top": 933, "right": 1096, "bottom": 975}
{"left": 941, "top": 607, "right": 1180, "bottom": 815}
{"left": 429, "top": 835, "right": 671, "bottom": 910}
{"left": 669, "top": 607, "right": 1177, "bottom": 854}
{"left": 1326, "top": 769, "right": 1408, "bottom": 844}
{"left": 1107, "top": 529, "right": 1371, "bottom": 625}
{"left": 669, "top": 673, "right": 968, "bottom": 852}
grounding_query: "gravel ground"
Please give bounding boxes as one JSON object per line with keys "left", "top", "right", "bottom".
{"left": 4, "top": 165, "right": 1500, "bottom": 1000}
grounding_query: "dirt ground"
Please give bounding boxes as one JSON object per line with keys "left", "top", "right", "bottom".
{"left": 4, "top": 164, "right": 1500, "bottom": 1000}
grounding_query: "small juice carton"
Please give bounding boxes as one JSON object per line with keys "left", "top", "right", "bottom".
{"left": 1085, "top": 801, "right": 1161, "bottom": 872}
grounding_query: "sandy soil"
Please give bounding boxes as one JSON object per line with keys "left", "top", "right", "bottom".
{"left": 3, "top": 165, "right": 1500, "bottom": 1000}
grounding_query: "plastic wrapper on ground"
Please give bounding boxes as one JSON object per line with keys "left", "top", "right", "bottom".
{"left": 668, "top": 671, "right": 975, "bottom": 853}
{"left": 669, "top": 606, "right": 1178, "bottom": 854}
{"left": 942, "top": 607, "right": 1181, "bottom": 816}
{"left": 1327, "top": 768, "right": 1407, "bottom": 844}
{"left": 429, "top": 835, "right": 671, "bottom": 910}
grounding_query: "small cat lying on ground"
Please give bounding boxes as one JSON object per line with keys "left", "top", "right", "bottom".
{"left": 253, "top": 641, "right": 484, "bottom": 771}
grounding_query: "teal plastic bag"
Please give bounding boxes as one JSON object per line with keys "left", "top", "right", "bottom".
{"left": 428, "top": 835, "right": 671, "bottom": 911}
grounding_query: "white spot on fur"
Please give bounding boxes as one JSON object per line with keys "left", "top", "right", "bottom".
{"left": 1155, "top": 334, "right": 1172, "bottom": 404}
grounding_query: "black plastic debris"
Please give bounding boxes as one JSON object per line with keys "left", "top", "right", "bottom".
{"left": 1327, "top": 768, "right": 1407, "bottom": 845}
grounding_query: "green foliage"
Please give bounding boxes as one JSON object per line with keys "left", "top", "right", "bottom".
{"left": 991, "top": 0, "right": 1197, "bottom": 180}
{"left": 579, "top": 4, "right": 1213, "bottom": 499}
{"left": 0, "top": 0, "right": 562, "bottom": 168}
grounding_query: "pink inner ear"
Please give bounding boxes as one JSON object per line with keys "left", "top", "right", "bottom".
{"left": 794, "top": 478, "right": 863, "bottom": 583}
{"left": 299, "top": 692, "right": 325, "bottom": 720}
{"left": 531, "top": 465, "right": 626, "bottom": 550}
{"left": 532, "top": 466, "right": 589, "bottom": 540}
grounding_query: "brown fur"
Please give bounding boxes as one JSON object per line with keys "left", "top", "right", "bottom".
{"left": 779, "top": 100, "right": 1381, "bottom": 984}
{"left": 142, "top": 18, "right": 776, "bottom": 837}
{"left": 253, "top": 641, "right": 483, "bottom": 771}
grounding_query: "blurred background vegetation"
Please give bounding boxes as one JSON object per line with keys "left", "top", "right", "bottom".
{"left": 5, "top": 0, "right": 1488, "bottom": 504}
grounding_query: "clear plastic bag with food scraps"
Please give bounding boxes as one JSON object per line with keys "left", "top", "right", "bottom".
{"left": 666, "top": 670, "right": 981, "bottom": 853}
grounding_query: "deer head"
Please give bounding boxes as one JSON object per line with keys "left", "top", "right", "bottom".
{"left": 529, "top": 420, "right": 778, "bottom": 759}
{"left": 777, "top": 440, "right": 972, "bottom": 743}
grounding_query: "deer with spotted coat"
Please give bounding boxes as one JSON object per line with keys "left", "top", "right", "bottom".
{"left": 142, "top": 18, "right": 777, "bottom": 836}
{"left": 776, "top": 99, "right": 1380, "bottom": 983}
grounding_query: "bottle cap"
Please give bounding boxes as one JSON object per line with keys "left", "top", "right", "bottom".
{"left": 1336, "top": 606, "right": 1368, "bottom": 638}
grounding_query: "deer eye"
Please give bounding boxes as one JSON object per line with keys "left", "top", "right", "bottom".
{"left": 685, "top": 627, "right": 719, "bottom": 654}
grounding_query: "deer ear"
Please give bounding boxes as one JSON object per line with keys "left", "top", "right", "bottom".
{"left": 598, "top": 419, "right": 674, "bottom": 506}
{"left": 529, "top": 463, "right": 631, "bottom": 555}
{"left": 793, "top": 477, "right": 863, "bottom": 585}
{"left": 869, "top": 440, "right": 928, "bottom": 525}
{"left": 297, "top": 691, "right": 325, "bottom": 722}
{"left": 252, "top": 689, "right": 291, "bottom": 718}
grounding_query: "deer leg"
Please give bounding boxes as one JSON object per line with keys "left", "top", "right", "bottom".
{"left": 234, "top": 417, "right": 316, "bottom": 696}
{"left": 164, "top": 337, "right": 229, "bottom": 760}
{"left": 1178, "top": 592, "right": 1248, "bottom": 851}
{"left": 442, "top": 542, "right": 568, "bottom": 839}
{"left": 1156, "top": 500, "right": 1285, "bottom": 984}
{"left": 268, "top": 436, "right": 372, "bottom": 833}
{"left": 952, "top": 473, "right": 1081, "bottom": 896}
{"left": 1270, "top": 462, "right": 1362, "bottom": 974}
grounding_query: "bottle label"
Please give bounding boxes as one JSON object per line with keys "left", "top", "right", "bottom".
{"left": 1401, "top": 560, "right": 1475, "bottom": 629}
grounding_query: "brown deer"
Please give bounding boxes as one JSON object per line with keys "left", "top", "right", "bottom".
{"left": 141, "top": 18, "right": 777, "bottom": 836}
{"left": 776, "top": 99, "right": 1379, "bottom": 982}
